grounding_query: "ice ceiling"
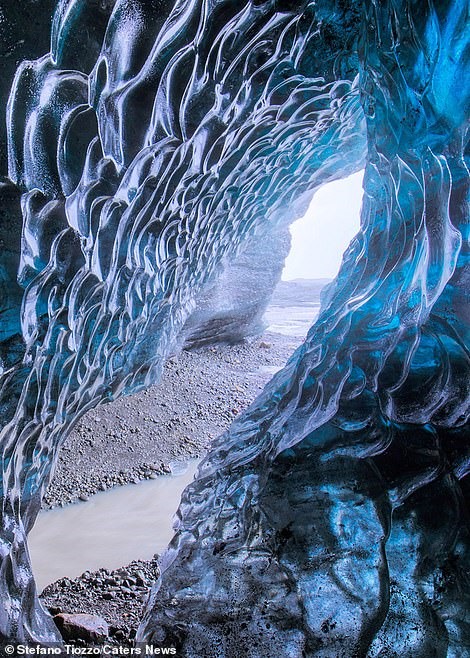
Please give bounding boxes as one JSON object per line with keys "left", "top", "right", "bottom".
{"left": 0, "top": 0, "right": 468, "bottom": 655}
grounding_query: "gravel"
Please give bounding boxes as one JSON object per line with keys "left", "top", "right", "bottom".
{"left": 43, "top": 332, "right": 301, "bottom": 509}
{"left": 41, "top": 558, "right": 160, "bottom": 647}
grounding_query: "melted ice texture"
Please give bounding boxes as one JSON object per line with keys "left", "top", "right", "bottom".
{"left": 0, "top": 0, "right": 468, "bottom": 654}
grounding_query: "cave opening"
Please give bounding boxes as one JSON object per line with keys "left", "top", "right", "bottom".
{"left": 31, "top": 171, "right": 363, "bottom": 597}
{"left": 282, "top": 170, "right": 364, "bottom": 283}
{"left": 263, "top": 170, "right": 365, "bottom": 341}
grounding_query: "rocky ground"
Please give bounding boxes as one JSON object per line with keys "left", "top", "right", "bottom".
{"left": 42, "top": 332, "right": 302, "bottom": 509}
{"left": 38, "top": 280, "right": 322, "bottom": 647}
{"left": 42, "top": 559, "right": 160, "bottom": 647}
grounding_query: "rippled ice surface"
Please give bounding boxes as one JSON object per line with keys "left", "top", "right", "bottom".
{"left": 0, "top": 0, "right": 467, "bottom": 651}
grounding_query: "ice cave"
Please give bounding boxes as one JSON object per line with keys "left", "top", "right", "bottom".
{"left": 0, "top": 0, "right": 468, "bottom": 655}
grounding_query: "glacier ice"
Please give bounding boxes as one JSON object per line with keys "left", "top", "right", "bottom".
{"left": 0, "top": 0, "right": 468, "bottom": 654}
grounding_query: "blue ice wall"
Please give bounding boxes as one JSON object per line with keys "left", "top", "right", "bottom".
{"left": 137, "top": 1, "right": 469, "bottom": 656}
{"left": 0, "top": 0, "right": 468, "bottom": 653}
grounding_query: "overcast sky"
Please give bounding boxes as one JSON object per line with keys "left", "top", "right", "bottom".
{"left": 282, "top": 170, "right": 364, "bottom": 281}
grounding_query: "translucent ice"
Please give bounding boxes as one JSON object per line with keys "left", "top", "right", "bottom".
{"left": 0, "top": 1, "right": 467, "bottom": 653}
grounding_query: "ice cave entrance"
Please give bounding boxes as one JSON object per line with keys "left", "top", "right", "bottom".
{"left": 283, "top": 170, "right": 364, "bottom": 282}
{"left": 29, "top": 171, "right": 364, "bottom": 591}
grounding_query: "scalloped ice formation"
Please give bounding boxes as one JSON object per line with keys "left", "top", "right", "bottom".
{"left": 0, "top": 0, "right": 468, "bottom": 653}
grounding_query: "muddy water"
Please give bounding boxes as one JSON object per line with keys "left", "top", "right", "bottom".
{"left": 29, "top": 460, "right": 199, "bottom": 591}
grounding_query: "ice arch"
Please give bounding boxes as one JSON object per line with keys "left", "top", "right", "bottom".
{"left": 0, "top": 1, "right": 467, "bottom": 654}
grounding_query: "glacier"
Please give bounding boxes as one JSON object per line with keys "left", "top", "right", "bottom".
{"left": 0, "top": 0, "right": 468, "bottom": 654}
